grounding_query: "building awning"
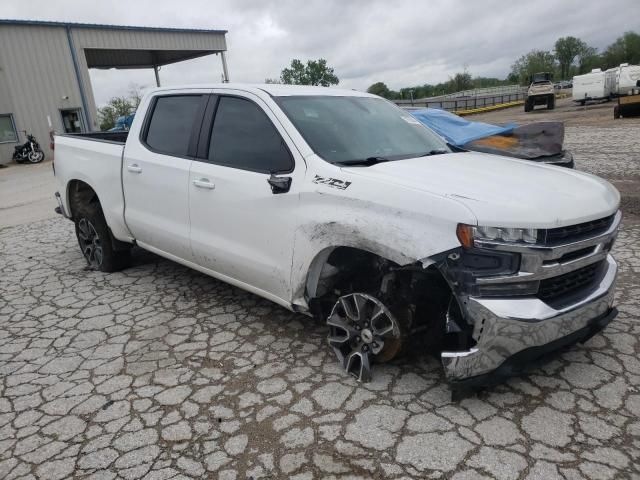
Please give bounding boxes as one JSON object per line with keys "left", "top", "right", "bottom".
{"left": 84, "top": 48, "right": 220, "bottom": 69}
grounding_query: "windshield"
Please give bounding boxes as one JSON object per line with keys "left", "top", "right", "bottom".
{"left": 275, "top": 96, "right": 449, "bottom": 165}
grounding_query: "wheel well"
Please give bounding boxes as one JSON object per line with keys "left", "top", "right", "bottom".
{"left": 67, "top": 180, "right": 99, "bottom": 219}
{"left": 306, "top": 246, "right": 472, "bottom": 350}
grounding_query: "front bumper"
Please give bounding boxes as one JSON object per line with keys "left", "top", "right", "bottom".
{"left": 442, "top": 253, "right": 617, "bottom": 383}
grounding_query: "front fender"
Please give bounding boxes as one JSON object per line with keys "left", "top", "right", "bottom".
{"left": 289, "top": 191, "right": 475, "bottom": 308}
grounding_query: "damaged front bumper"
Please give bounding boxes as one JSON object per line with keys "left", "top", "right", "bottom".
{"left": 442, "top": 254, "right": 617, "bottom": 385}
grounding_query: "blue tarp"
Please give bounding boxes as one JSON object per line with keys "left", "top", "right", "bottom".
{"left": 409, "top": 108, "right": 516, "bottom": 147}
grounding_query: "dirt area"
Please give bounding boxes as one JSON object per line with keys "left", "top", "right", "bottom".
{"left": 1, "top": 99, "right": 639, "bottom": 479}
{"left": 466, "top": 96, "right": 640, "bottom": 127}
{"left": 0, "top": 160, "right": 57, "bottom": 229}
{"left": 468, "top": 97, "right": 640, "bottom": 220}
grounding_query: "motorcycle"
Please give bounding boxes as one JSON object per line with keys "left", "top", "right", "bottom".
{"left": 13, "top": 132, "right": 45, "bottom": 164}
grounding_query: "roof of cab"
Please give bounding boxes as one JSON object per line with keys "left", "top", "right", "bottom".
{"left": 146, "top": 83, "right": 375, "bottom": 98}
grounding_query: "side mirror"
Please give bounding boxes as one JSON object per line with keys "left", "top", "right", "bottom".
{"left": 267, "top": 174, "right": 292, "bottom": 194}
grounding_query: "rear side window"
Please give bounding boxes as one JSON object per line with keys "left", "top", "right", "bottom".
{"left": 145, "top": 95, "right": 203, "bottom": 156}
{"left": 209, "top": 96, "right": 292, "bottom": 173}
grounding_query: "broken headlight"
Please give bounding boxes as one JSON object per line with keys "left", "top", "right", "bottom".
{"left": 457, "top": 224, "right": 539, "bottom": 248}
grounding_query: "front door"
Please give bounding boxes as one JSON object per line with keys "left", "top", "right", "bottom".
{"left": 60, "top": 109, "right": 84, "bottom": 133}
{"left": 188, "top": 93, "right": 304, "bottom": 302}
{"left": 123, "top": 92, "right": 209, "bottom": 261}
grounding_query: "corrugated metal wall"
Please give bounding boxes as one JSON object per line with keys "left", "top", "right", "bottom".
{"left": 0, "top": 25, "right": 83, "bottom": 163}
{"left": 0, "top": 23, "right": 227, "bottom": 164}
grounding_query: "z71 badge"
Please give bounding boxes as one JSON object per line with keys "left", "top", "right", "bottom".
{"left": 312, "top": 175, "right": 352, "bottom": 190}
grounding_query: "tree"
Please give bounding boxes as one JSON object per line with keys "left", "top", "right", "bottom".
{"left": 264, "top": 78, "right": 281, "bottom": 84}
{"left": 280, "top": 58, "right": 339, "bottom": 86}
{"left": 97, "top": 97, "right": 135, "bottom": 131}
{"left": 367, "top": 82, "right": 392, "bottom": 98}
{"left": 603, "top": 31, "right": 640, "bottom": 68}
{"left": 555, "top": 36, "right": 586, "bottom": 79}
{"left": 510, "top": 50, "right": 557, "bottom": 85}
{"left": 576, "top": 45, "right": 600, "bottom": 74}
{"left": 97, "top": 84, "right": 143, "bottom": 131}
{"left": 447, "top": 69, "right": 474, "bottom": 92}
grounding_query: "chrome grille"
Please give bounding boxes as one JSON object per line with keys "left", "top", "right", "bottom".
{"left": 538, "top": 261, "right": 602, "bottom": 301}
{"left": 545, "top": 215, "right": 615, "bottom": 245}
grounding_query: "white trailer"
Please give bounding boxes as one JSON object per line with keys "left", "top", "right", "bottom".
{"left": 572, "top": 69, "right": 609, "bottom": 104}
{"left": 605, "top": 68, "right": 618, "bottom": 97}
{"left": 605, "top": 64, "right": 640, "bottom": 97}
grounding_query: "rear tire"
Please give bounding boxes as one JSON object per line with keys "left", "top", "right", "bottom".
{"left": 614, "top": 106, "right": 621, "bottom": 119}
{"left": 28, "top": 151, "right": 44, "bottom": 163}
{"left": 524, "top": 99, "right": 532, "bottom": 112}
{"left": 74, "top": 204, "right": 130, "bottom": 272}
{"left": 547, "top": 96, "right": 555, "bottom": 110}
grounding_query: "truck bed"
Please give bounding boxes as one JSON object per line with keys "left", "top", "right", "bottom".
{"left": 54, "top": 132, "right": 131, "bottom": 241}
{"left": 62, "top": 131, "right": 129, "bottom": 144}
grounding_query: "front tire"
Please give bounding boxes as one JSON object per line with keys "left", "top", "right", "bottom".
{"left": 327, "top": 293, "right": 404, "bottom": 382}
{"left": 74, "top": 205, "right": 130, "bottom": 272}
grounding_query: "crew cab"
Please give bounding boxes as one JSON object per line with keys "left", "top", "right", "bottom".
{"left": 53, "top": 84, "right": 620, "bottom": 393}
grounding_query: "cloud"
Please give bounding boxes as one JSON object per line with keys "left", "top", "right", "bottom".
{"left": 2, "top": 0, "right": 638, "bottom": 105}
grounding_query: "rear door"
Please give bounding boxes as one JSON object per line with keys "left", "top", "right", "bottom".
{"left": 188, "top": 92, "right": 304, "bottom": 302}
{"left": 123, "top": 91, "right": 209, "bottom": 260}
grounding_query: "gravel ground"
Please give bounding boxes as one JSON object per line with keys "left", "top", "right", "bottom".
{"left": 1, "top": 125, "right": 639, "bottom": 479}
{"left": 469, "top": 97, "right": 640, "bottom": 219}
{"left": 465, "top": 96, "right": 640, "bottom": 128}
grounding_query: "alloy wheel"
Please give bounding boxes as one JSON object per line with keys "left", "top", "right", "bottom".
{"left": 77, "top": 218, "right": 103, "bottom": 268}
{"left": 327, "top": 292, "right": 401, "bottom": 382}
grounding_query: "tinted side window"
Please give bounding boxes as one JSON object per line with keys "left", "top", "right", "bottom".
{"left": 145, "top": 95, "right": 202, "bottom": 156}
{"left": 209, "top": 97, "right": 292, "bottom": 173}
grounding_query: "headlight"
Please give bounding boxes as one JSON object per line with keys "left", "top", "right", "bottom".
{"left": 457, "top": 224, "right": 539, "bottom": 248}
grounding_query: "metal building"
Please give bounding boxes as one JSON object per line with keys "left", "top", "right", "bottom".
{"left": 0, "top": 19, "right": 228, "bottom": 164}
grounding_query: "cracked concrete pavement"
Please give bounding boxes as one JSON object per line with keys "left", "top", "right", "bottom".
{"left": 0, "top": 124, "right": 639, "bottom": 479}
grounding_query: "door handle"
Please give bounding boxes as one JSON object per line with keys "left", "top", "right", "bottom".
{"left": 127, "top": 164, "right": 142, "bottom": 173}
{"left": 193, "top": 178, "right": 215, "bottom": 190}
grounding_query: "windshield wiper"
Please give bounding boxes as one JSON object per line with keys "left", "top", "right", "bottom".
{"left": 336, "top": 156, "right": 392, "bottom": 166}
{"left": 417, "top": 149, "right": 449, "bottom": 157}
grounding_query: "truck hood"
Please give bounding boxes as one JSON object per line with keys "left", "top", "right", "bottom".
{"left": 341, "top": 152, "right": 619, "bottom": 228}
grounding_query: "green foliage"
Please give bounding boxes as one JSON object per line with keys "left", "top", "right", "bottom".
{"left": 97, "top": 97, "right": 135, "bottom": 131}
{"left": 448, "top": 69, "right": 474, "bottom": 92}
{"left": 602, "top": 31, "right": 640, "bottom": 68}
{"left": 277, "top": 32, "right": 640, "bottom": 103}
{"left": 280, "top": 59, "right": 339, "bottom": 86}
{"left": 366, "top": 72, "right": 511, "bottom": 102}
{"left": 97, "top": 85, "right": 142, "bottom": 131}
{"left": 576, "top": 45, "right": 600, "bottom": 74}
{"left": 510, "top": 50, "right": 557, "bottom": 85}
{"left": 555, "top": 36, "right": 587, "bottom": 79}
{"left": 366, "top": 82, "right": 393, "bottom": 98}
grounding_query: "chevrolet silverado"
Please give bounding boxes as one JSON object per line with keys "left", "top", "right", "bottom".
{"left": 53, "top": 84, "right": 620, "bottom": 393}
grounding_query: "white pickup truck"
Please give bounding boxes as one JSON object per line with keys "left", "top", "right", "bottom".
{"left": 54, "top": 84, "right": 620, "bottom": 392}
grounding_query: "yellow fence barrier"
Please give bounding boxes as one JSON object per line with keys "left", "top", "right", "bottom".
{"left": 454, "top": 100, "right": 524, "bottom": 116}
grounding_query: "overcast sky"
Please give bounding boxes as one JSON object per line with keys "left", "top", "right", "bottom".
{"left": 2, "top": 0, "right": 638, "bottom": 105}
